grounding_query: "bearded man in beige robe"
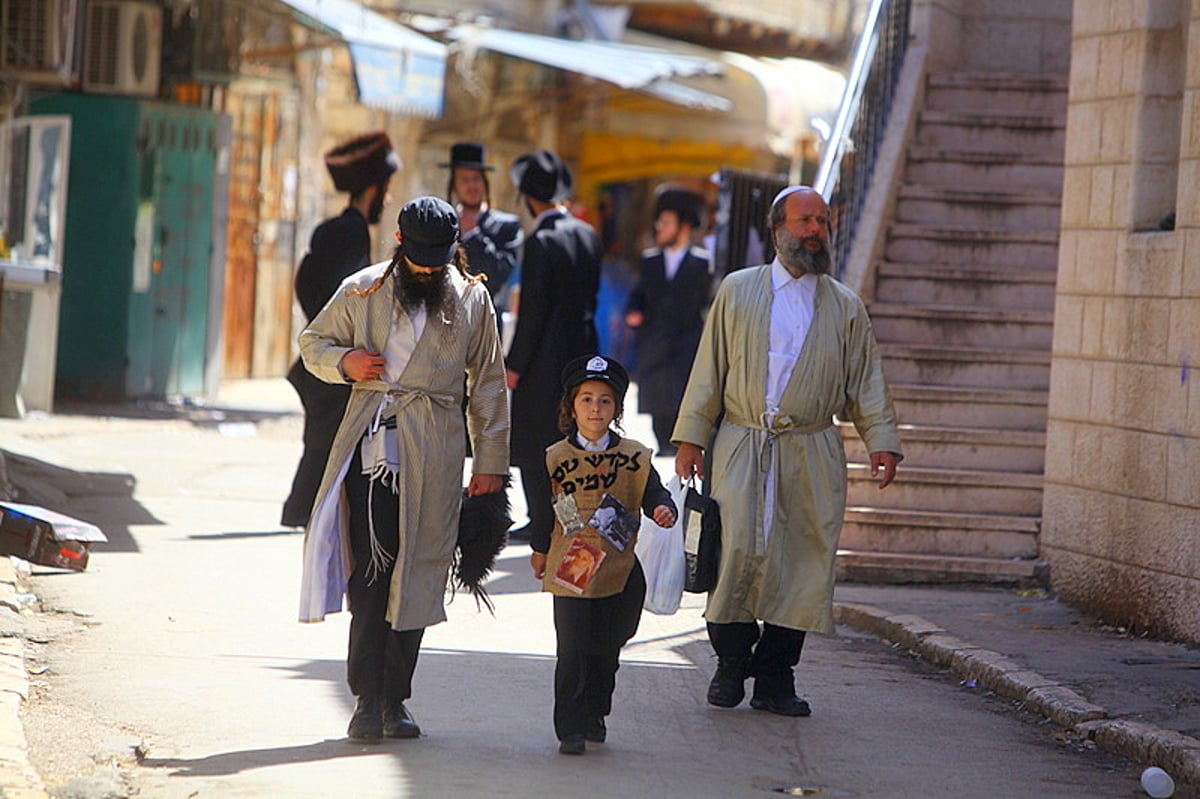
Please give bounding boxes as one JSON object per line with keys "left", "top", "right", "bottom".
{"left": 674, "top": 186, "right": 902, "bottom": 717}
{"left": 298, "top": 197, "right": 509, "bottom": 742}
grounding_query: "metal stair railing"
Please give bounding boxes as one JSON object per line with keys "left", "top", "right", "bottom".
{"left": 814, "top": 0, "right": 911, "bottom": 279}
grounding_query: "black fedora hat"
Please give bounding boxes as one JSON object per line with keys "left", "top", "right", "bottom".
{"left": 510, "top": 149, "right": 573, "bottom": 204}
{"left": 654, "top": 187, "right": 704, "bottom": 229}
{"left": 439, "top": 141, "right": 494, "bottom": 171}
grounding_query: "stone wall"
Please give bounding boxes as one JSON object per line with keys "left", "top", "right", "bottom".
{"left": 1041, "top": 0, "right": 1200, "bottom": 643}
{"left": 913, "top": 0, "right": 1072, "bottom": 74}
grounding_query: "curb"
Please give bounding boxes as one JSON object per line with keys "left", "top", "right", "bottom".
{"left": 0, "top": 558, "right": 48, "bottom": 799}
{"left": 835, "top": 601, "right": 1200, "bottom": 795}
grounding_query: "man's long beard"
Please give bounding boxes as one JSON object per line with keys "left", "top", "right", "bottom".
{"left": 393, "top": 254, "right": 456, "bottom": 323}
{"left": 776, "top": 229, "right": 832, "bottom": 275}
{"left": 367, "top": 185, "right": 387, "bottom": 225}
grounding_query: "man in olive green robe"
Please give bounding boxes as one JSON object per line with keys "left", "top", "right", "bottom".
{"left": 674, "top": 186, "right": 902, "bottom": 717}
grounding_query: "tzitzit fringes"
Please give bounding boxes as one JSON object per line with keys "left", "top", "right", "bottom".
{"left": 363, "top": 471, "right": 398, "bottom": 585}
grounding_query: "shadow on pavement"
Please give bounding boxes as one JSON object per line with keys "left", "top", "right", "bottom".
{"left": 138, "top": 739, "right": 390, "bottom": 777}
{"left": 1, "top": 450, "right": 158, "bottom": 553}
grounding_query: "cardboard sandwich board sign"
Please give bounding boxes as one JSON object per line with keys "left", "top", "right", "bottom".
{"left": 0, "top": 502, "right": 107, "bottom": 571}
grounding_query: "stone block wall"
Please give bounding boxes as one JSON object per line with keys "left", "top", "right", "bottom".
{"left": 914, "top": 0, "right": 1072, "bottom": 73}
{"left": 1042, "top": 0, "right": 1200, "bottom": 643}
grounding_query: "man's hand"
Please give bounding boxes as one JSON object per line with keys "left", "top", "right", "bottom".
{"left": 505, "top": 368, "right": 520, "bottom": 390}
{"left": 467, "top": 473, "right": 505, "bottom": 497}
{"left": 651, "top": 504, "right": 676, "bottom": 528}
{"left": 530, "top": 551, "right": 547, "bottom": 580}
{"left": 871, "top": 451, "right": 901, "bottom": 489}
{"left": 340, "top": 349, "right": 386, "bottom": 382}
{"left": 675, "top": 442, "right": 705, "bottom": 481}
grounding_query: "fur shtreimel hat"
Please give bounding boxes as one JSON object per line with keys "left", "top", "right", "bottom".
{"left": 510, "top": 149, "right": 573, "bottom": 204}
{"left": 324, "top": 132, "right": 400, "bottom": 195}
{"left": 452, "top": 478, "right": 513, "bottom": 613}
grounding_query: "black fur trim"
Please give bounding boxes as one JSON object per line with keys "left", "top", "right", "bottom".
{"left": 451, "top": 477, "right": 512, "bottom": 613}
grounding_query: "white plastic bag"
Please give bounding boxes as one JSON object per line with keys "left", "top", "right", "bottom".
{"left": 635, "top": 475, "right": 687, "bottom": 615}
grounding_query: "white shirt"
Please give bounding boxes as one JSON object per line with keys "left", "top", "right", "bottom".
{"left": 575, "top": 431, "right": 612, "bottom": 452}
{"left": 383, "top": 304, "right": 426, "bottom": 383}
{"left": 765, "top": 259, "right": 817, "bottom": 416}
{"left": 662, "top": 244, "right": 688, "bottom": 281}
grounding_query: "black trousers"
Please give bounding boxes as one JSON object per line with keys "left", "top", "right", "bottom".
{"left": 651, "top": 414, "right": 678, "bottom": 454}
{"left": 552, "top": 561, "right": 646, "bottom": 740}
{"left": 344, "top": 447, "right": 424, "bottom": 700}
{"left": 516, "top": 459, "right": 555, "bottom": 542}
{"left": 707, "top": 620, "right": 807, "bottom": 699}
{"left": 282, "top": 361, "right": 349, "bottom": 527}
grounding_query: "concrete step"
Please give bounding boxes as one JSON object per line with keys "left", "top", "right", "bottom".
{"left": 840, "top": 507, "right": 1040, "bottom": 559}
{"left": 885, "top": 224, "right": 1060, "bottom": 267}
{"left": 896, "top": 184, "right": 1062, "bottom": 230}
{"left": 905, "top": 146, "right": 1065, "bottom": 191}
{"left": 917, "top": 110, "right": 1066, "bottom": 152}
{"left": 843, "top": 423, "right": 1046, "bottom": 472}
{"left": 875, "top": 261, "right": 1057, "bottom": 310}
{"left": 835, "top": 549, "right": 1044, "bottom": 584}
{"left": 890, "top": 383, "right": 1047, "bottom": 430}
{"left": 869, "top": 303, "right": 1054, "bottom": 349}
{"left": 925, "top": 72, "right": 1068, "bottom": 116}
{"left": 880, "top": 343, "right": 1051, "bottom": 390}
{"left": 847, "top": 463, "right": 1044, "bottom": 515}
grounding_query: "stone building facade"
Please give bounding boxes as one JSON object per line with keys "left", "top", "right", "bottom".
{"left": 1041, "top": 0, "right": 1200, "bottom": 642}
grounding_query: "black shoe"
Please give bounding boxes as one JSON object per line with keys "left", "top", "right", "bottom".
{"left": 707, "top": 659, "right": 749, "bottom": 708}
{"left": 382, "top": 698, "right": 421, "bottom": 739}
{"left": 585, "top": 716, "right": 606, "bottom": 743}
{"left": 558, "top": 735, "right": 586, "bottom": 755}
{"left": 656, "top": 446, "right": 678, "bottom": 457}
{"left": 347, "top": 695, "right": 384, "bottom": 742}
{"left": 507, "top": 524, "right": 531, "bottom": 543}
{"left": 750, "top": 695, "right": 812, "bottom": 717}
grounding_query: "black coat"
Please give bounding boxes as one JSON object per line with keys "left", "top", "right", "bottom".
{"left": 626, "top": 246, "right": 714, "bottom": 416}
{"left": 462, "top": 208, "right": 523, "bottom": 308}
{"left": 294, "top": 208, "right": 373, "bottom": 320}
{"left": 507, "top": 209, "right": 602, "bottom": 466}
{"left": 281, "top": 208, "right": 371, "bottom": 527}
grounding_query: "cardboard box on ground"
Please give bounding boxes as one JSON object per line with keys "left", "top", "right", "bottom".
{"left": 0, "top": 502, "right": 107, "bottom": 571}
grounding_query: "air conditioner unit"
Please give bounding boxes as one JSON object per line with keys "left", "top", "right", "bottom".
{"left": 82, "top": 0, "right": 162, "bottom": 97}
{"left": 0, "top": 0, "right": 78, "bottom": 82}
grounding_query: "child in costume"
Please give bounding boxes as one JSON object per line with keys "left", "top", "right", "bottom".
{"left": 529, "top": 354, "right": 677, "bottom": 755}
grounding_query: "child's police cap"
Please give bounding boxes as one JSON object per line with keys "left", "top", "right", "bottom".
{"left": 561, "top": 355, "right": 629, "bottom": 400}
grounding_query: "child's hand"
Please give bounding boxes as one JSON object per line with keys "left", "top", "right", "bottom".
{"left": 652, "top": 505, "right": 677, "bottom": 528}
{"left": 530, "top": 552, "right": 547, "bottom": 580}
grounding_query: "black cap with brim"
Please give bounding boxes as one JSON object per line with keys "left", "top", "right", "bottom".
{"left": 399, "top": 197, "right": 460, "bottom": 267}
{"left": 561, "top": 354, "right": 629, "bottom": 402}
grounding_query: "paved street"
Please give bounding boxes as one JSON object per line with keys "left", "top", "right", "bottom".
{"left": 5, "top": 382, "right": 1156, "bottom": 797}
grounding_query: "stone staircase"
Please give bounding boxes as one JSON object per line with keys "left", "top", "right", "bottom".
{"left": 836, "top": 71, "right": 1068, "bottom": 583}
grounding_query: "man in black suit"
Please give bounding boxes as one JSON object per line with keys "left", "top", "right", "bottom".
{"left": 281, "top": 132, "right": 399, "bottom": 528}
{"left": 625, "top": 188, "right": 714, "bottom": 455}
{"left": 441, "top": 142, "right": 523, "bottom": 323}
{"left": 505, "top": 149, "right": 602, "bottom": 544}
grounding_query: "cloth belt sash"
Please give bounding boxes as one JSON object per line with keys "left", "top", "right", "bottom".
{"left": 360, "top": 386, "right": 458, "bottom": 587}
{"left": 724, "top": 412, "right": 833, "bottom": 554}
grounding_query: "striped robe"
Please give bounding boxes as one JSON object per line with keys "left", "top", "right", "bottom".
{"left": 297, "top": 262, "right": 510, "bottom": 630}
